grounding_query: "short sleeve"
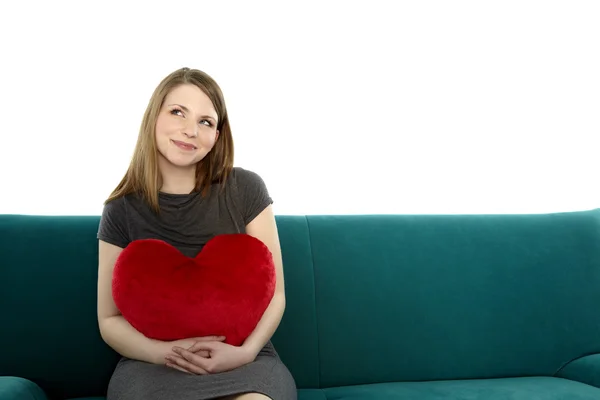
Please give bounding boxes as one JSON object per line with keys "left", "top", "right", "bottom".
{"left": 97, "top": 197, "right": 130, "bottom": 248}
{"left": 235, "top": 168, "right": 274, "bottom": 225}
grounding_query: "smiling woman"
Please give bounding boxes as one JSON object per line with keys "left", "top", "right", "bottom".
{"left": 96, "top": 67, "right": 297, "bottom": 400}
{"left": 104, "top": 67, "right": 235, "bottom": 213}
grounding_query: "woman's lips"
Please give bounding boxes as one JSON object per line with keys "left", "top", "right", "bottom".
{"left": 171, "top": 139, "right": 197, "bottom": 151}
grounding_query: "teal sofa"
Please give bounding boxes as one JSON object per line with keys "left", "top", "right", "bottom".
{"left": 2, "top": 209, "right": 600, "bottom": 399}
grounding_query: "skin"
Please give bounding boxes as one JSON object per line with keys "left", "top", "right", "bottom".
{"left": 98, "top": 83, "right": 284, "bottom": 400}
{"left": 154, "top": 83, "right": 221, "bottom": 194}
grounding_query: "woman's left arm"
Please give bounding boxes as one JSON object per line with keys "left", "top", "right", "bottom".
{"left": 168, "top": 205, "right": 286, "bottom": 374}
{"left": 241, "top": 204, "right": 287, "bottom": 358}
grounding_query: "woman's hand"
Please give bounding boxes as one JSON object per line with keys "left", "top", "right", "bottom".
{"left": 166, "top": 340, "right": 256, "bottom": 374}
{"left": 153, "top": 335, "right": 225, "bottom": 367}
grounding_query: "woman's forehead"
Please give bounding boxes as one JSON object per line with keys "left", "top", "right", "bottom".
{"left": 165, "top": 84, "right": 217, "bottom": 118}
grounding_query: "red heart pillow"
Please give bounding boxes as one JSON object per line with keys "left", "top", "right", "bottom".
{"left": 112, "top": 234, "right": 276, "bottom": 347}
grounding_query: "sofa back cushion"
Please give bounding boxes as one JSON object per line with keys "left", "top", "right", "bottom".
{"left": 306, "top": 210, "right": 600, "bottom": 388}
{"left": 270, "top": 216, "right": 321, "bottom": 388}
{"left": 3, "top": 209, "right": 600, "bottom": 395}
{"left": 0, "top": 215, "right": 321, "bottom": 399}
{"left": 0, "top": 215, "right": 120, "bottom": 399}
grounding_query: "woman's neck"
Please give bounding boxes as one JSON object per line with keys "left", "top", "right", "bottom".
{"left": 158, "top": 157, "right": 197, "bottom": 195}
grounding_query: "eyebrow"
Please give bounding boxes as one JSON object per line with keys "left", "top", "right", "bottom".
{"left": 168, "top": 104, "right": 217, "bottom": 122}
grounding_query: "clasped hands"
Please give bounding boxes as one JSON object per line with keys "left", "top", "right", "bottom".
{"left": 162, "top": 335, "right": 255, "bottom": 375}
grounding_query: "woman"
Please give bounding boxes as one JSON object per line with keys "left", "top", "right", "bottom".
{"left": 96, "top": 67, "right": 297, "bottom": 400}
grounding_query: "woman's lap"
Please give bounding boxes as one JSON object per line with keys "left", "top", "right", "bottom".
{"left": 106, "top": 342, "right": 296, "bottom": 400}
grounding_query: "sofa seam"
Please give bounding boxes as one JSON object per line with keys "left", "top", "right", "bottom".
{"left": 305, "top": 215, "right": 322, "bottom": 389}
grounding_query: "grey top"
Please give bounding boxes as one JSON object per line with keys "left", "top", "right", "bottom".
{"left": 96, "top": 167, "right": 297, "bottom": 400}
{"left": 97, "top": 167, "right": 273, "bottom": 257}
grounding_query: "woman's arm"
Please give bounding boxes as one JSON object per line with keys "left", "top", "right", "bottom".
{"left": 240, "top": 205, "right": 287, "bottom": 358}
{"left": 97, "top": 240, "right": 166, "bottom": 363}
{"left": 97, "top": 239, "right": 215, "bottom": 365}
{"left": 166, "top": 204, "right": 288, "bottom": 374}
{"left": 98, "top": 241, "right": 231, "bottom": 369}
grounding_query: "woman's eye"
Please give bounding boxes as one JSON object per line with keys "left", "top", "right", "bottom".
{"left": 170, "top": 109, "right": 211, "bottom": 127}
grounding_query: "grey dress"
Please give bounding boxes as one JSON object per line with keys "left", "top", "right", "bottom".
{"left": 97, "top": 167, "right": 297, "bottom": 400}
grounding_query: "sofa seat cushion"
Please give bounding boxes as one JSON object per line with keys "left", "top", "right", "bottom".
{"left": 324, "top": 377, "right": 600, "bottom": 399}
{"left": 68, "top": 392, "right": 326, "bottom": 400}
{"left": 298, "top": 389, "right": 328, "bottom": 400}
{"left": 0, "top": 377, "right": 47, "bottom": 400}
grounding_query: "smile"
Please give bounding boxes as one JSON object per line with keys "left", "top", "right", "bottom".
{"left": 171, "top": 139, "right": 197, "bottom": 151}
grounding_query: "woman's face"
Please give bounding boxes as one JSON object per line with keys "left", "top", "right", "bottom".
{"left": 155, "top": 84, "right": 220, "bottom": 168}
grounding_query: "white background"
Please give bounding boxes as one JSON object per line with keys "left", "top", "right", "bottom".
{"left": 0, "top": 1, "right": 598, "bottom": 216}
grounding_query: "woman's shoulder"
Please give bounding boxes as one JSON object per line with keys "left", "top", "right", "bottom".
{"left": 228, "top": 167, "right": 271, "bottom": 199}
{"left": 229, "top": 166, "right": 267, "bottom": 186}
{"left": 101, "top": 195, "right": 126, "bottom": 216}
{"left": 101, "top": 193, "right": 139, "bottom": 215}
{"left": 227, "top": 167, "right": 273, "bottom": 225}
{"left": 98, "top": 195, "right": 135, "bottom": 248}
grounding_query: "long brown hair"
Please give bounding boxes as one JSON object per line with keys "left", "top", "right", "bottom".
{"left": 105, "top": 67, "right": 234, "bottom": 212}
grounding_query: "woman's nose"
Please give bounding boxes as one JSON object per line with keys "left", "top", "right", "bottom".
{"left": 183, "top": 121, "right": 198, "bottom": 138}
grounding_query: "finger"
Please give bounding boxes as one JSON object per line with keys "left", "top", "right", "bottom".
{"left": 188, "top": 341, "right": 216, "bottom": 353}
{"left": 166, "top": 362, "right": 192, "bottom": 374}
{"left": 194, "top": 350, "right": 211, "bottom": 358}
{"left": 176, "top": 346, "right": 210, "bottom": 358}
{"left": 173, "top": 348, "right": 212, "bottom": 371}
{"left": 166, "top": 354, "right": 209, "bottom": 375}
{"left": 165, "top": 355, "right": 192, "bottom": 373}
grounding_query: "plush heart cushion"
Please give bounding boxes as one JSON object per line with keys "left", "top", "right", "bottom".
{"left": 112, "top": 234, "right": 276, "bottom": 347}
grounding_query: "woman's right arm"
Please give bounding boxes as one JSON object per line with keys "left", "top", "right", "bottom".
{"left": 97, "top": 239, "right": 164, "bottom": 364}
{"left": 97, "top": 239, "right": 224, "bottom": 368}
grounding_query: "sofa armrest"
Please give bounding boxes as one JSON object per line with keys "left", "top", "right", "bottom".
{"left": 556, "top": 354, "right": 600, "bottom": 388}
{"left": 0, "top": 377, "right": 48, "bottom": 400}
